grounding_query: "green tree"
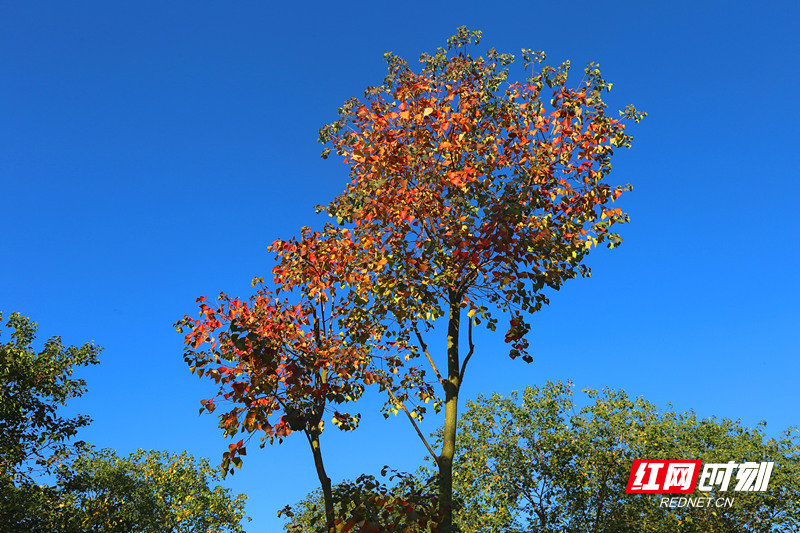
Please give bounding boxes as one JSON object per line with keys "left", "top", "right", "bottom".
{"left": 289, "top": 383, "right": 799, "bottom": 532}
{"left": 58, "top": 449, "right": 248, "bottom": 533}
{"left": 0, "top": 313, "right": 249, "bottom": 532}
{"left": 0, "top": 311, "right": 100, "bottom": 530}
{"left": 446, "top": 382, "right": 799, "bottom": 533}
{"left": 0, "top": 311, "right": 100, "bottom": 482}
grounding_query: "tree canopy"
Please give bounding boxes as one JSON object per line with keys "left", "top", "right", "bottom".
{"left": 176, "top": 226, "right": 385, "bottom": 530}
{"left": 58, "top": 449, "right": 248, "bottom": 533}
{"left": 317, "top": 27, "right": 643, "bottom": 531}
{"left": 447, "top": 383, "right": 800, "bottom": 533}
{"left": 0, "top": 311, "right": 100, "bottom": 486}
{"left": 286, "top": 383, "right": 799, "bottom": 532}
{"left": 0, "top": 312, "right": 248, "bottom": 533}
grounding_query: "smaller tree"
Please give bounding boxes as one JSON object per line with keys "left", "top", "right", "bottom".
{"left": 177, "top": 226, "right": 390, "bottom": 532}
{"left": 58, "top": 449, "right": 248, "bottom": 533}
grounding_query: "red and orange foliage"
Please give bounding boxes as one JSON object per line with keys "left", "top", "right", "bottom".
{"left": 316, "top": 27, "right": 644, "bottom": 531}
{"left": 175, "top": 226, "right": 384, "bottom": 474}
{"left": 178, "top": 26, "right": 643, "bottom": 532}
{"left": 320, "top": 29, "right": 644, "bottom": 362}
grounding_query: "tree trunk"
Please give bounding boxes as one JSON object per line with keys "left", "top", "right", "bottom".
{"left": 439, "top": 296, "right": 461, "bottom": 533}
{"left": 308, "top": 431, "right": 335, "bottom": 533}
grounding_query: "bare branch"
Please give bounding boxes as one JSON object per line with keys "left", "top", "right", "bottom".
{"left": 413, "top": 325, "right": 446, "bottom": 390}
{"left": 319, "top": 297, "right": 327, "bottom": 344}
{"left": 458, "top": 318, "right": 475, "bottom": 383}
{"left": 311, "top": 307, "right": 323, "bottom": 348}
{"left": 385, "top": 385, "right": 438, "bottom": 460}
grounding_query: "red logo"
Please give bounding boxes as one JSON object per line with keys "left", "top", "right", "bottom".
{"left": 626, "top": 460, "right": 702, "bottom": 493}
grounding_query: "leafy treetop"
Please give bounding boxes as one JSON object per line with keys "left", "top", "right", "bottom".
{"left": 319, "top": 26, "right": 645, "bottom": 365}
{"left": 0, "top": 311, "right": 100, "bottom": 484}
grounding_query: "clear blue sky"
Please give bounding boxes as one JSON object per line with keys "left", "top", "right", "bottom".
{"left": 2, "top": 2, "right": 798, "bottom": 530}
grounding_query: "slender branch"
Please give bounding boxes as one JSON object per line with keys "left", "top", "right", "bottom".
{"left": 327, "top": 290, "right": 334, "bottom": 340}
{"left": 319, "top": 297, "right": 327, "bottom": 344}
{"left": 458, "top": 317, "right": 475, "bottom": 383}
{"left": 457, "top": 263, "right": 481, "bottom": 295}
{"left": 385, "top": 384, "right": 438, "bottom": 460}
{"left": 302, "top": 425, "right": 314, "bottom": 447}
{"left": 311, "top": 307, "right": 322, "bottom": 348}
{"left": 413, "top": 325, "right": 446, "bottom": 390}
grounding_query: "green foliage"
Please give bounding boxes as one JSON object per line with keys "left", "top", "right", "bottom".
{"left": 445, "top": 382, "right": 800, "bottom": 533}
{"left": 0, "top": 312, "right": 249, "bottom": 532}
{"left": 0, "top": 477, "right": 65, "bottom": 532}
{"left": 58, "top": 449, "right": 249, "bottom": 533}
{"left": 0, "top": 311, "right": 99, "bottom": 531}
{"left": 281, "top": 468, "right": 439, "bottom": 533}
{"left": 0, "top": 311, "right": 100, "bottom": 484}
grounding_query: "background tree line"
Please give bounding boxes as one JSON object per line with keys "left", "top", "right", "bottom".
{"left": 283, "top": 382, "right": 799, "bottom": 532}
{"left": 4, "top": 309, "right": 797, "bottom": 532}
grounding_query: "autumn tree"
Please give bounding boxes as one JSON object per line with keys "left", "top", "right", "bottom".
{"left": 177, "top": 226, "right": 390, "bottom": 532}
{"left": 179, "top": 27, "right": 643, "bottom": 532}
{"left": 318, "top": 27, "right": 644, "bottom": 531}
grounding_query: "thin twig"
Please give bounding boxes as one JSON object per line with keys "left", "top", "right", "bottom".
{"left": 385, "top": 385, "right": 438, "bottom": 460}
{"left": 413, "top": 325, "right": 446, "bottom": 390}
